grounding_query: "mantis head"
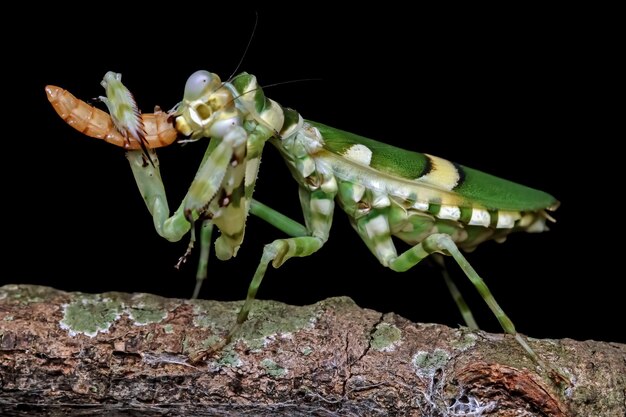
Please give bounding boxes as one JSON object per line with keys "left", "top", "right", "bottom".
{"left": 174, "top": 70, "right": 243, "bottom": 142}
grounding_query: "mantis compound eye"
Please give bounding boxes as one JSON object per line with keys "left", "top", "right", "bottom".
{"left": 184, "top": 70, "right": 220, "bottom": 101}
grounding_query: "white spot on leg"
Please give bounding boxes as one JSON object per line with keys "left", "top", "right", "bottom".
{"left": 342, "top": 144, "right": 373, "bottom": 166}
{"left": 364, "top": 215, "right": 389, "bottom": 239}
{"left": 310, "top": 199, "right": 333, "bottom": 216}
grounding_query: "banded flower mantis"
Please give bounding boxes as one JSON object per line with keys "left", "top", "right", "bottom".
{"left": 46, "top": 70, "right": 561, "bottom": 377}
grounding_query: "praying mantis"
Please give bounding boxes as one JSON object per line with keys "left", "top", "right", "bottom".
{"left": 46, "top": 68, "right": 562, "bottom": 379}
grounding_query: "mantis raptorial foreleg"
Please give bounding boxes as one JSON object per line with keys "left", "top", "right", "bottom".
{"left": 126, "top": 149, "right": 191, "bottom": 242}
{"left": 126, "top": 125, "right": 251, "bottom": 234}
{"left": 127, "top": 148, "right": 218, "bottom": 299}
{"left": 98, "top": 72, "right": 150, "bottom": 158}
{"left": 126, "top": 144, "right": 312, "bottom": 300}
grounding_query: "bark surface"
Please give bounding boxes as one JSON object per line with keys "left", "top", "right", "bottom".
{"left": 0, "top": 285, "right": 624, "bottom": 416}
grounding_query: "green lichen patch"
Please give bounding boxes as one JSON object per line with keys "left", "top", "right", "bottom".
{"left": 452, "top": 329, "right": 478, "bottom": 351}
{"left": 189, "top": 298, "right": 337, "bottom": 351}
{"left": 182, "top": 333, "right": 223, "bottom": 356}
{"left": 0, "top": 284, "right": 55, "bottom": 305}
{"left": 316, "top": 296, "right": 357, "bottom": 309}
{"left": 58, "top": 292, "right": 176, "bottom": 337}
{"left": 60, "top": 295, "right": 123, "bottom": 337}
{"left": 239, "top": 300, "right": 322, "bottom": 350}
{"left": 190, "top": 299, "right": 240, "bottom": 330}
{"left": 370, "top": 323, "right": 402, "bottom": 351}
{"left": 260, "top": 358, "right": 287, "bottom": 378}
{"left": 199, "top": 335, "right": 224, "bottom": 350}
{"left": 127, "top": 293, "right": 168, "bottom": 325}
{"left": 412, "top": 349, "right": 450, "bottom": 376}
{"left": 216, "top": 348, "right": 243, "bottom": 368}
{"left": 184, "top": 298, "right": 324, "bottom": 355}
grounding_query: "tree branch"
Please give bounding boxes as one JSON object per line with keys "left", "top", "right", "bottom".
{"left": 0, "top": 285, "right": 623, "bottom": 416}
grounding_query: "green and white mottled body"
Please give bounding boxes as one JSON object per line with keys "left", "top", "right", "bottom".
{"left": 91, "top": 70, "right": 560, "bottom": 376}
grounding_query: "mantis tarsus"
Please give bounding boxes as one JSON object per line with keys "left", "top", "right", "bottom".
{"left": 46, "top": 69, "right": 564, "bottom": 381}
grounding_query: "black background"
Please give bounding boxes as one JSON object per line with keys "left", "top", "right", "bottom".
{"left": 5, "top": 8, "right": 620, "bottom": 344}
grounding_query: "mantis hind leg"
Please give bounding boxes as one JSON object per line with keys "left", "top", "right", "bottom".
{"left": 352, "top": 210, "right": 562, "bottom": 380}
{"left": 390, "top": 234, "right": 518, "bottom": 333}
{"left": 431, "top": 254, "right": 479, "bottom": 330}
{"left": 390, "top": 233, "right": 566, "bottom": 381}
